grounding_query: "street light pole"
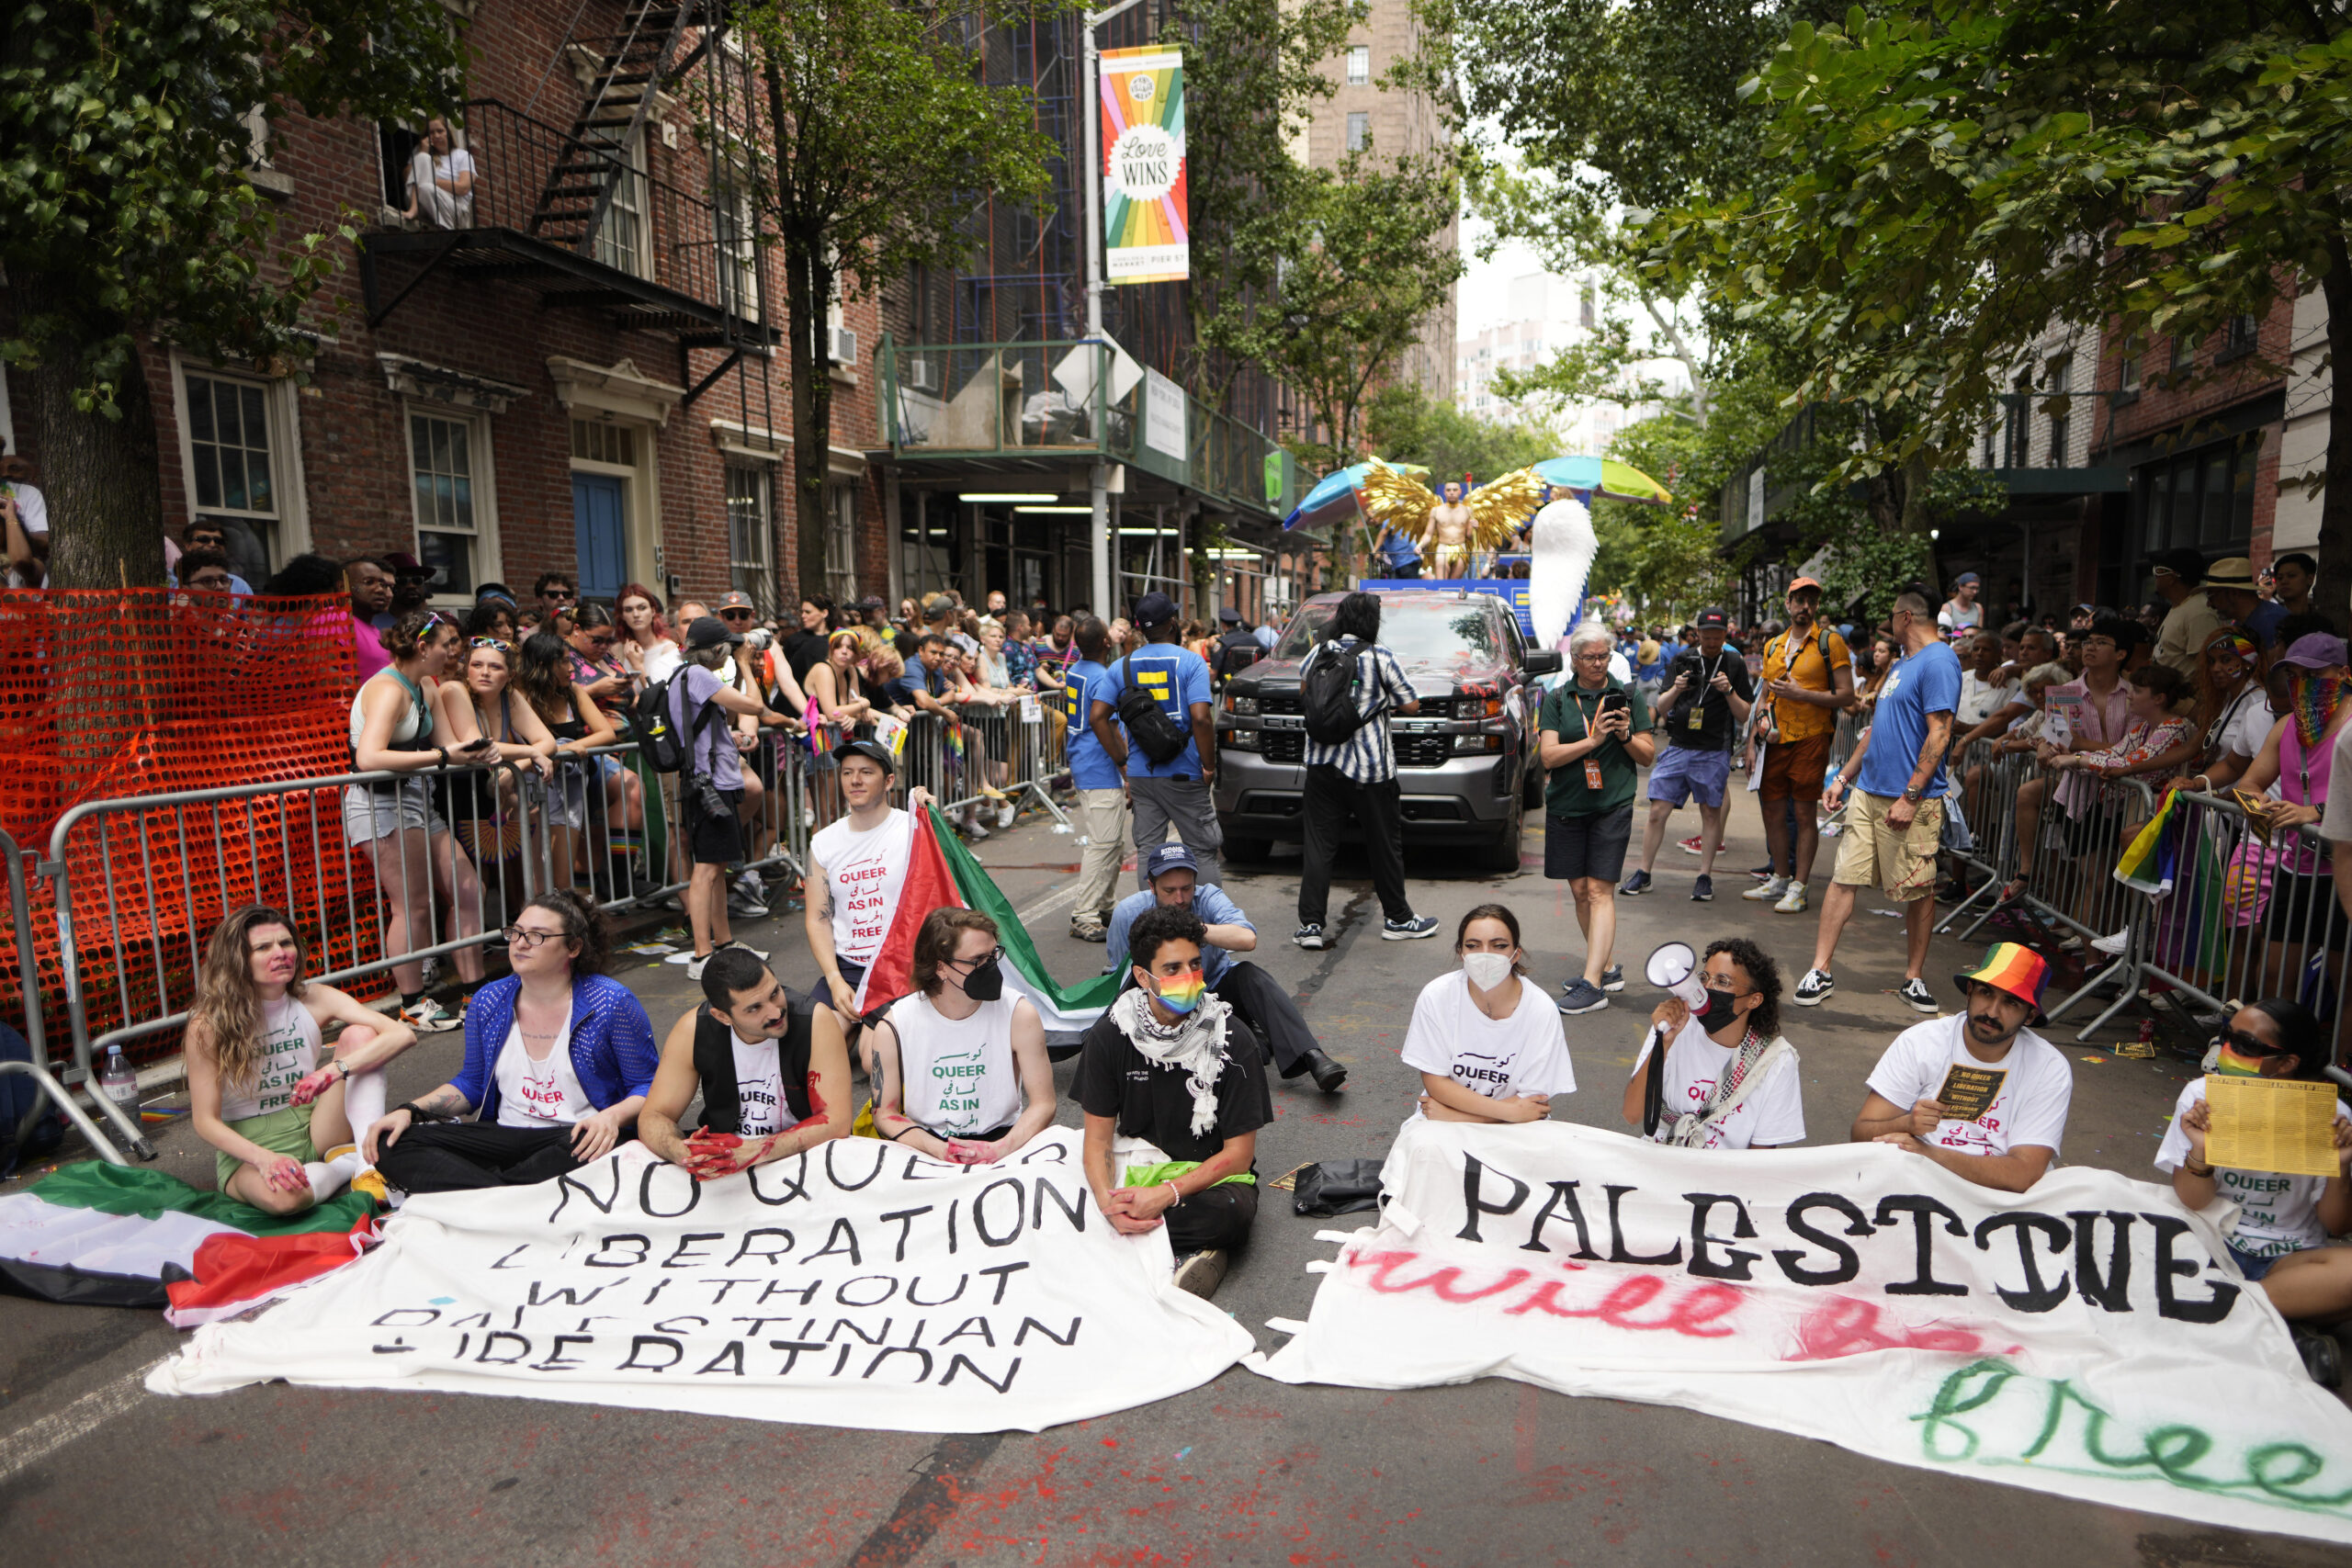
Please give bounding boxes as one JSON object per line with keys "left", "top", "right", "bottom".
{"left": 1082, "top": 0, "right": 1144, "bottom": 620}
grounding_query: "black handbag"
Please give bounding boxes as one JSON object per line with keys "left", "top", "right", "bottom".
{"left": 1291, "top": 1158, "right": 1385, "bottom": 1216}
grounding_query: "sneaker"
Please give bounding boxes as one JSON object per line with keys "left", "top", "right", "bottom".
{"left": 719, "top": 938, "right": 770, "bottom": 962}
{"left": 1069, "top": 919, "right": 1108, "bottom": 943}
{"left": 399, "top": 998, "right": 461, "bottom": 1033}
{"left": 1619, "top": 869, "right": 1652, "bottom": 897}
{"left": 685, "top": 951, "right": 713, "bottom": 982}
{"left": 1382, "top": 915, "right": 1441, "bottom": 941}
{"left": 1599, "top": 964, "right": 1624, "bottom": 993}
{"left": 996, "top": 798, "right": 1020, "bottom": 829}
{"left": 728, "top": 887, "right": 770, "bottom": 919}
{"left": 1678, "top": 834, "right": 1704, "bottom": 856}
{"left": 1691, "top": 874, "right": 1714, "bottom": 902}
{"left": 2090, "top": 927, "right": 2131, "bottom": 956}
{"left": 1173, "top": 1249, "right": 1227, "bottom": 1300}
{"left": 1743, "top": 874, "right": 1791, "bottom": 902}
{"left": 1556, "top": 978, "right": 1610, "bottom": 1015}
{"left": 1792, "top": 968, "right": 1835, "bottom": 1006}
{"left": 1773, "top": 883, "right": 1809, "bottom": 914}
{"left": 1293, "top": 923, "right": 1329, "bottom": 951}
{"left": 961, "top": 818, "right": 991, "bottom": 841}
{"left": 1750, "top": 863, "right": 1775, "bottom": 880}
{"left": 1898, "top": 976, "right": 1939, "bottom": 1013}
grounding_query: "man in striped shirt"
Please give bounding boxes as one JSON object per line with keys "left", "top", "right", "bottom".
{"left": 1295, "top": 592, "right": 1442, "bottom": 949}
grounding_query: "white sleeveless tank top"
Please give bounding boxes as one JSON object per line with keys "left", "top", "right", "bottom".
{"left": 884, "top": 992, "right": 1023, "bottom": 1138}
{"left": 217, "top": 994, "right": 322, "bottom": 1123}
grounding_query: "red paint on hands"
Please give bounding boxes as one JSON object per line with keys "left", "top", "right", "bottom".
{"left": 783, "top": 1071, "right": 828, "bottom": 1135}
{"left": 288, "top": 1067, "right": 337, "bottom": 1107}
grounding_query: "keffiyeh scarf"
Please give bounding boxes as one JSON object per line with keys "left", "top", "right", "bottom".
{"left": 1110, "top": 986, "right": 1233, "bottom": 1139}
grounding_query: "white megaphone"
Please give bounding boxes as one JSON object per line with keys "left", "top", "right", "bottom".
{"left": 1645, "top": 941, "right": 1712, "bottom": 1019}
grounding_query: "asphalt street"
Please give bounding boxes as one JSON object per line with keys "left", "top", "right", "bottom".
{"left": 1, "top": 789, "right": 2336, "bottom": 1567}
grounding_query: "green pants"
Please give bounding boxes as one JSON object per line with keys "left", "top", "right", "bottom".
{"left": 216, "top": 1104, "right": 318, "bottom": 1189}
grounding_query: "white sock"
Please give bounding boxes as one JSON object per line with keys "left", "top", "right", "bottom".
{"left": 304, "top": 1160, "right": 347, "bottom": 1202}
{"left": 343, "top": 1068, "right": 388, "bottom": 1145}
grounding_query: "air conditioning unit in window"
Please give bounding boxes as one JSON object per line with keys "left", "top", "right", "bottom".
{"left": 830, "top": 326, "right": 857, "bottom": 366}
{"left": 902, "top": 355, "right": 936, "bottom": 391}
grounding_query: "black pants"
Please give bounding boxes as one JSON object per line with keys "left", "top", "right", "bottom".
{"left": 1167, "top": 1181, "right": 1257, "bottom": 1254}
{"left": 1213, "top": 960, "right": 1317, "bottom": 1075}
{"left": 1298, "top": 766, "right": 1411, "bottom": 927}
{"left": 377, "top": 1121, "right": 626, "bottom": 1194}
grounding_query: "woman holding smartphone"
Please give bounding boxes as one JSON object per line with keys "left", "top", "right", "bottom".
{"left": 1538, "top": 621, "right": 1657, "bottom": 1017}
{"left": 346, "top": 608, "right": 498, "bottom": 1032}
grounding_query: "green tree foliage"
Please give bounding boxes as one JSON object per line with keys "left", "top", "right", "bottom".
{"left": 735, "top": 0, "right": 1063, "bottom": 602}
{"left": 1363, "top": 382, "right": 1560, "bottom": 484}
{"left": 1, "top": 0, "right": 465, "bottom": 586}
{"left": 1647, "top": 2, "right": 2352, "bottom": 613}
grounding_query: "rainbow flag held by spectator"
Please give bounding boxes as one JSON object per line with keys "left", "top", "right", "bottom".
{"left": 2113, "top": 788, "right": 2180, "bottom": 897}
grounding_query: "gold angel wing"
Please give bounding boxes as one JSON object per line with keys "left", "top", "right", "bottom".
{"left": 1355, "top": 457, "right": 1441, "bottom": 535}
{"left": 1465, "top": 467, "right": 1551, "bottom": 552}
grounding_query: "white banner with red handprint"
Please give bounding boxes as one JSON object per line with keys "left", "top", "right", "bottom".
{"left": 1253, "top": 1120, "right": 2352, "bottom": 1545}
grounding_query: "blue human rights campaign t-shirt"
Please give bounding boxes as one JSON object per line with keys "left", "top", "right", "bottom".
{"left": 1091, "top": 643, "right": 1212, "bottom": 779}
{"left": 1060, "top": 658, "right": 1121, "bottom": 790}
{"left": 1857, "top": 639, "right": 1962, "bottom": 801}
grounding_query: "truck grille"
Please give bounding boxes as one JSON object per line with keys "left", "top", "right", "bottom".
{"left": 1396, "top": 735, "right": 1452, "bottom": 768}
{"left": 1263, "top": 731, "right": 1305, "bottom": 763}
{"left": 1258, "top": 691, "right": 1301, "bottom": 716}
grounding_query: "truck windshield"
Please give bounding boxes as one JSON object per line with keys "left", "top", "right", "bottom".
{"left": 1272, "top": 600, "right": 1508, "bottom": 663}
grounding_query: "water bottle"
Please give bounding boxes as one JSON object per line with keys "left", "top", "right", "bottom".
{"left": 99, "top": 1045, "right": 138, "bottom": 1108}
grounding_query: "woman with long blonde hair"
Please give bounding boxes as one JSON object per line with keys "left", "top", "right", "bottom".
{"left": 187, "top": 907, "right": 418, "bottom": 1213}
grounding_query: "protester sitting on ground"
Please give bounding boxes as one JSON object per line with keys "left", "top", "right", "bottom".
{"left": 1076, "top": 903, "right": 1272, "bottom": 1299}
{"left": 187, "top": 907, "right": 417, "bottom": 1213}
{"left": 2155, "top": 997, "right": 2352, "bottom": 1379}
{"left": 1850, "top": 942, "right": 2072, "bottom": 1192}
{"left": 1798, "top": 591, "right": 1961, "bottom": 1014}
{"left": 1623, "top": 937, "right": 1803, "bottom": 1150}
{"left": 1401, "top": 904, "right": 1577, "bottom": 1125}
{"left": 1542, "top": 623, "right": 1657, "bottom": 1015}
{"left": 345, "top": 608, "right": 493, "bottom": 1032}
{"left": 365, "top": 891, "right": 657, "bottom": 1193}
{"left": 639, "top": 947, "right": 852, "bottom": 1179}
{"left": 869, "top": 908, "right": 1056, "bottom": 1164}
{"left": 2157, "top": 628, "right": 2275, "bottom": 796}
{"left": 807, "top": 740, "right": 935, "bottom": 1060}
{"left": 1105, "top": 844, "right": 1347, "bottom": 1092}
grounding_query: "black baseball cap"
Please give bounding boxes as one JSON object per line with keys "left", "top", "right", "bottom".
{"left": 1694, "top": 608, "right": 1728, "bottom": 630}
{"left": 684, "top": 615, "right": 742, "bottom": 649}
{"left": 1133, "top": 591, "right": 1179, "bottom": 628}
{"left": 1216, "top": 605, "right": 1242, "bottom": 625}
{"left": 833, "top": 738, "right": 896, "bottom": 773}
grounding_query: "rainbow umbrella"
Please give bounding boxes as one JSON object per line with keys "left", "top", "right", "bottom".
{"left": 1281, "top": 459, "right": 1430, "bottom": 532}
{"left": 1531, "top": 456, "right": 1673, "bottom": 505}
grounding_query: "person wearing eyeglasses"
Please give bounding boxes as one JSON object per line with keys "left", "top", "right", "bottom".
{"left": 868, "top": 908, "right": 1056, "bottom": 1166}
{"left": 365, "top": 890, "right": 657, "bottom": 1194}
{"left": 2157, "top": 998, "right": 2352, "bottom": 1382}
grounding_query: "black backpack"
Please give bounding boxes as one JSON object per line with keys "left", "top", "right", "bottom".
{"left": 1114, "top": 656, "right": 1191, "bottom": 767}
{"left": 633, "top": 671, "right": 721, "bottom": 774}
{"left": 1302, "top": 639, "right": 1378, "bottom": 745}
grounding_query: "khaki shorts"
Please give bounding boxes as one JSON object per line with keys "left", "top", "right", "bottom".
{"left": 1832, "top": 789, "right": 1944, "bottom": 902}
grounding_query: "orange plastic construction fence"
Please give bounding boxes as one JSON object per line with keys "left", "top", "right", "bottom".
{"left": 0, "top": 590, "right": 389, "bottom": 1065}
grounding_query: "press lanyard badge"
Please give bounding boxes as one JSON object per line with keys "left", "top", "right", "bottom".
{"left": 1573, "top": 692, "right": 1609, "bottom": 790}
{"left": 1689, "top": 705, "right": 1705, "bottom": 731}
{"left": 1584, "top": 758, "right": 1604, "bottom": 789}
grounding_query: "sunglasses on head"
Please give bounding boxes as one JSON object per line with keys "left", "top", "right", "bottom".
{"left": 469, "top": 636, "right": 511, "bottom": 652}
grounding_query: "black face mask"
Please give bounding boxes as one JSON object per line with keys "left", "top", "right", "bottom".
{"left": 960, "top": 956, "right": 1005, "bottom": 1002}
{"left": 1701, "top": 987, "right": 1743, "bottom": 1026}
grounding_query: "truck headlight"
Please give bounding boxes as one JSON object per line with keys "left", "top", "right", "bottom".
{"left": 1225, "top": 692, "right": 1258, "bottom": 716}
{"left": 1223, "top": 728, "right": 1261, "bottom": 751}
{"left": 1455, "top": 733, "right": 1503, "bottom": 753}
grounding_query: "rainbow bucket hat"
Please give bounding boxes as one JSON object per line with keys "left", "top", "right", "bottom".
{"left": 1953, "top": 942, "right": 2051, "bottom": 1022}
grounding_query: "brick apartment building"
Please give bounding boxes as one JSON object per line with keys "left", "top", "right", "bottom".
{"left": 6, "top": 0, "right": 888, "bottom": 617}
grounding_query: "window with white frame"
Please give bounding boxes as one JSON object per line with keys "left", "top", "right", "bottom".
{"left": 825, "top": 481, "right": 859, "bottom": 604}
{"left": 407, "top": 409, "right": 492, "bottom": 596}
{"left": 180, "top": 367, "right": 289, "bottom": 573}
{"left": 714, "top": 162, "right": 759, "bottom": 320}
{"left": 726, "top": 463, "right": 773, "bottom": 611}
{"left": 585, "top": 126, "right": 648, "bottom": 279}
{"left": 1346, "top": 46, "right": 1371, "bottom": 85}
{"left": 2043, "top": 353, "right": 2073, "bottom": 468}
{"left": 1345, "top": 112, "right": 1369, "bottom": 152}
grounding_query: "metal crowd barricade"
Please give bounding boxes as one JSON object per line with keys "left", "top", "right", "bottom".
{"left": 894, "top": 706, "right": 1072, "bottom": 831}
{"left": 1, "top": 829, "right": 145, "bottom": 1164}
{"left": 44, "top": 758, "right": 537, "bottom": 1080}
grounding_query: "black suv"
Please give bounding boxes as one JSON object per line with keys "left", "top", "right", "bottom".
{"left": 1212, "top": 589, "right": 1559, "bottom": 872}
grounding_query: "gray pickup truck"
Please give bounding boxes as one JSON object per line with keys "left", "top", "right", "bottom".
{"left": 1211, "top": 589, "right": 1560, "bottom": 872}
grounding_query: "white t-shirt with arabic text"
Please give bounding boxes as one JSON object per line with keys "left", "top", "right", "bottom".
{"left": 1865, "top": 1013, "right": 2073, "bottom": 1158}
{"left": 1631, "top": 1019, "right": 1806, "bottom": 1150}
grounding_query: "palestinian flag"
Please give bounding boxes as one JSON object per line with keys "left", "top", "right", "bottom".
{"left": 852, "top": 805, "right": 1121, "bottom": 1035}
{"left": 0, "top": 1160, "right": 377, "bottom": 1325}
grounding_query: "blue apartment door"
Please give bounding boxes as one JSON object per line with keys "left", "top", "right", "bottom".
{"left": 572, "top": 473, "right": 627, "bottom": 602}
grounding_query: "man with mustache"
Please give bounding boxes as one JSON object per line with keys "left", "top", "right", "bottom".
{"left": 1849, "top": 942, "right": 2074, "bottom": 1192}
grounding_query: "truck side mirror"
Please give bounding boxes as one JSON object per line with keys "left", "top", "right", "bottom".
{"left": 1522, "top": 649, "right": 1563, "bottom": 677}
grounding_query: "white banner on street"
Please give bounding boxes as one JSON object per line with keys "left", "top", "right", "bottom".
{"left": 1254, "top": 1120, "right": 2352, "bottom": 1545}
{"left": 152, "top": 1132, "right": 1253, "bottom": 1433}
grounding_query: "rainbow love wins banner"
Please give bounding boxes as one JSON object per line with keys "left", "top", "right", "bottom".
{"left": 1099, "top": 45, "right": 1187, "bottom": 284}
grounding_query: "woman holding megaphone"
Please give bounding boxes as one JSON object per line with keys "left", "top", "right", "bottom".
{"left": 1623, "top": 938, "right": 1804, "bottom": 1150}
